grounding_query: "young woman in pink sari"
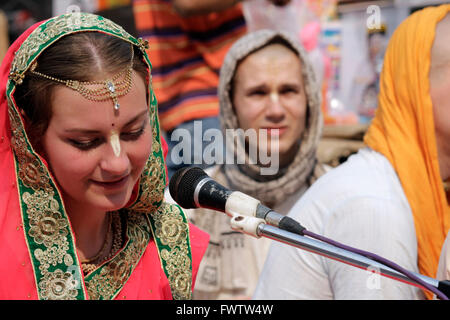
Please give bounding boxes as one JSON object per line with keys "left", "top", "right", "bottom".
{"left": 0, "top": 12, "right": 208, "bottom": 300}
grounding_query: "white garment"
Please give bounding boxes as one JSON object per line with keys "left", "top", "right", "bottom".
{"left": 253, "top": 148, "right": 425, "bottom": 300}
{"left": 437, "top": 231, "right": 450, "bottom": 281}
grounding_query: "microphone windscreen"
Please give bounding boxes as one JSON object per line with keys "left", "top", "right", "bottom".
{"left": 169, "top": 166, "right": 208, "bottom": 208}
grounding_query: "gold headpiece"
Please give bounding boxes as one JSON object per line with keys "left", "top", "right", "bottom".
{"left": 29, "top": 43, "right": 135, "bottom": 112}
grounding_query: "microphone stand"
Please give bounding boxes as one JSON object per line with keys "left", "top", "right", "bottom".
{"left": 229, "top": 215, "right": 450, "bottom": 299}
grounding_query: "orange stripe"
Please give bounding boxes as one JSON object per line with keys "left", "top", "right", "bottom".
{"left": 133, "top": 2, "right": 172, "bottom": 13}
{"left": 160, "top": 102, "right": 219, "bottom": 131}
{"left": 163, "top": 98, "right": 218, "bottom": 118}
{"left": 153, "top": 66, "right": 212, "bottom": 90}
{"left": 138, "top": 25, "right": 246, "bottom": 53}
{"left": 134, "top": 2, "right": 245, "bottom": 32}
{"left": 154, "top": 85, "right": 217, "bottom": 105}
{"left": 177, "top": 4, "right": 244, "bottom": 31}
{"left": 133, "top": 3, "right": 177, "bottom": 30}
{"left": 147, "top": 52, "right": 199, "bottom": 68}
{"left": 152, "top": 65, "right": 203, "bottom": 88}
{"left": 197, "top": 30, "right": 246, "bottom": 53}
{"left": 153, "top": 74, "right": 218, "bottom": 102}
{"left": 98, "top": 0, "right": 131, "bottom": 10}
{"left": 149, "top": 39, "right": 190, "bottom": 51}
{"left": 132, "top": 0, "right": 245, "bottom": 131}
{"left": 146, "top": 29, "right": 247, "bottom": 72}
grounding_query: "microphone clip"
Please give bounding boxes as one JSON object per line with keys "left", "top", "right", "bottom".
{"left": 230, "top": 215, "right": 265, "bottom": 238}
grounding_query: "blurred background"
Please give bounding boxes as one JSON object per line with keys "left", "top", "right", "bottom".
{"left": 1, "top": 0, "right": 448, "bottom": 166}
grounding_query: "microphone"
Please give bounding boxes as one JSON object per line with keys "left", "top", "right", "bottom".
{"left": 169, "top": 166, "right": 306, "bottom": 235}
{"left": 168, "top": 169, "right": 450, "bottom": 300}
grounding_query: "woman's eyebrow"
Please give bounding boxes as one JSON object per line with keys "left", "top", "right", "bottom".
{"left": 123, "top": 109, "right": 149, "bottom": 127}
{"left": 64, "top": 128, "right": 102, "bottom": 134}
{"left": 64, "top": 109, "right": 149, "bottom": 133}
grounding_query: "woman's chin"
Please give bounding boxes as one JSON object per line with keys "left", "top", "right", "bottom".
{"left": 91, "top": 191, "right": 133, "bottom": 212}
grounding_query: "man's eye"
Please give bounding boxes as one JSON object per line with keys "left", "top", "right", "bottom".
{"left": 249, "top": 90, "right": 267, "bottom": 96}
{"left": 280, "top": 86, "right": 299, "bottom": 95}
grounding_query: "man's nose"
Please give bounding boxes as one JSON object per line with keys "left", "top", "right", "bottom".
{"left": 265, "top": 92, "right": 285, "bottom": 122}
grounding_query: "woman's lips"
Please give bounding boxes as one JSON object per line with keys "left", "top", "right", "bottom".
{"left": 91, "top": 175, "right": 130, "bottom": 189}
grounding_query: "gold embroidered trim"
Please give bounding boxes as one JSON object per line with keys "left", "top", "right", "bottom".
{"left": 29, "top": 43, "right": 135, "bottom": 112}
{"left": 150, "top": 203, "right": 192, "bottom": 300}
{"left": 84, "top": 213, "right": 150, "bottom": 300}
{"left": 6, "top": 12, "right": 167, "bottom": 300}
{"left": 9, "top": 106, "right": 83, "bottom": 300}
{"left": 38, "top": 269, "right": 79, "bottom": 300}
{"left": 9, "top": 109, "right": 50, "bottom": 192}
{"left": 82, "top": 205, "right": 193, "bottom": 300}
{"left": 9, "top": 13, "right": 135, "bottom": 84}
{"left": 137, "top": 37, "right": 149, "bottom": 52}
{"left": 127, "top": 150, "right": 165, "bottom": 213}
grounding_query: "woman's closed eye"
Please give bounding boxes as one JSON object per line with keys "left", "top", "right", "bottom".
{"left": 68, "top": 122, "right": 147, "bottom": 151}
{"left": 68, "top": 137, "right": 103, "bottom": 150}
{"left": 120, "top": 124, "right": 146, "bottom": 141}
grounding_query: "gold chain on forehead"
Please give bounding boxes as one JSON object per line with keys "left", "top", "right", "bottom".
{"left": 29, "top": 43, "right": 135, "bottom": 112}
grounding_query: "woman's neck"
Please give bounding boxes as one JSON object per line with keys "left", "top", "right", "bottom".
{"left": 63, "top": 196, "right": 110, "bottom": 262}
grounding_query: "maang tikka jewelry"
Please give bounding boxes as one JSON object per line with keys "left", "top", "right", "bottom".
{"left": 29, "top": 43, "right": 135, "bottom": 112}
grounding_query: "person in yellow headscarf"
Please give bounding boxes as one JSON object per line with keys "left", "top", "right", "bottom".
{"left": 253, "top": 5, "right": 450, "bottom": 300}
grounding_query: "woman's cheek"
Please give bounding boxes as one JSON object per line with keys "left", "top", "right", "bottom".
{"left": 45, "top": 140, "right": 96, "bottom": 181}
{"left": 131, "top": 131, "right": 153, "bottom": 172}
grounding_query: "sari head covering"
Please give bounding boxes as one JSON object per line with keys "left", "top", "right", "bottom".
{"left": 364, "top": 5, "right": 450, "bottom": 288}
{"left": 218, "top": 29, "right": 325, "bottom": 207}
{"left": 0, "top": 13, "right": 204, "bottom": 300}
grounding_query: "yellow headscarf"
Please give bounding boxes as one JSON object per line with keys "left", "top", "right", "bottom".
{"left": 364, "top": 5, "right": 450, "bottom": 291}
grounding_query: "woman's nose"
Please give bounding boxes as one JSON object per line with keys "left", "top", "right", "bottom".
{"left": 99, "top": 140, "right": 130, "bottom": 175}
